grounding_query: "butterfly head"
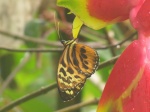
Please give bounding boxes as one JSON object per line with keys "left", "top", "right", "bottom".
{"left": 61, "top": 38, "right": 77, "bottom": 47}
{"left": 61, "top": 40, "right": 68, "bottom": 46}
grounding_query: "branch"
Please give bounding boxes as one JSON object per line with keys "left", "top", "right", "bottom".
{"left": 0, "top": 31, "right": 136, "bottom": 53}
{"left": 0, "top": 46, "right": 63, "bottom": 52}
{"left": 0, "top": 28, "right": 136, "bottom": 51}
{"left": 103, "top": 28, "right": 116, "bottom": 56}
{"left": 97, "top": 55, "right": 120, "bottom": 70}
{"left": 0, "top": 83, "right": 57, "bottom": 112}
{"left": 95, "top": 32, "right": 137, "bottom": 50}
{"left": 0, "top": 28, "right": 61, "bottom": 47}
{"left": 56, "top": 98, "right": 99, "bottom": 112}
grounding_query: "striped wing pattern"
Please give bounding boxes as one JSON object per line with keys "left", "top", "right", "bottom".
{"left": 57, "top": 39, "right": 99, "bottom": 101}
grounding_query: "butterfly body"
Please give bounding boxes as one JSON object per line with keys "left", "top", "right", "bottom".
{"left": 57, "top": 38, "right": 99, "bottom": 101}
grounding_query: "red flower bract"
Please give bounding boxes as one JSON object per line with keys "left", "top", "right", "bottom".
{"left": 87, "top": 0, "right": 131, "bottom": 22}
{"left": 131, "top": 0, "right": 150, "bottom": 36}
{"left": 97, "top": 0, "right": 150, "bottom": 111}
{"left": 97, "top": 36, "right": 150, "bottom": 112}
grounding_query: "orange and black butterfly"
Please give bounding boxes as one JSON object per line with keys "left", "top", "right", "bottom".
{"left": 57, "top": 38, "right": 99, "bottom": 101}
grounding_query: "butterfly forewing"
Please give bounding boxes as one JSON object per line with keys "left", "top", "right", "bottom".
{"left": 57, "top": 39, "right": 99, "bottom": 101}
{"left": 70, "top": 44, "right": 99, "bottom": 77}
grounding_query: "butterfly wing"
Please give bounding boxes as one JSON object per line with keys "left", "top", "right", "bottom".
{"left": 69, "top": 43, "right": 99, "bottom": 77}
{"left": 57, "top": 41, "right": 99, "bottom": 101}
{"left": 57, "top": 45, "right": 87, "bottom": 101}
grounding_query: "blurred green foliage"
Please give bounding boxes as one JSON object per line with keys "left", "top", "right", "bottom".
{"left": 0, "top": 2, "right": 134, "bottom": 112}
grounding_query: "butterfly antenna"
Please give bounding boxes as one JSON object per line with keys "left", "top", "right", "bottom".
{"left": 54, "top": 13, "right": 62, "bottom": 41}
{"left": 57, "top": 22, "right": 62, "bottom": 41}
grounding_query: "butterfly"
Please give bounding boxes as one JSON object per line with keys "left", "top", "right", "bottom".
{"left": 57, "top": 38, "right": 99, "bottom": 101}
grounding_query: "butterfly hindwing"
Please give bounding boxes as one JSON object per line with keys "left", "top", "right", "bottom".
{"left": 57, "top": 39, "right": 99, "bottom": 101}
